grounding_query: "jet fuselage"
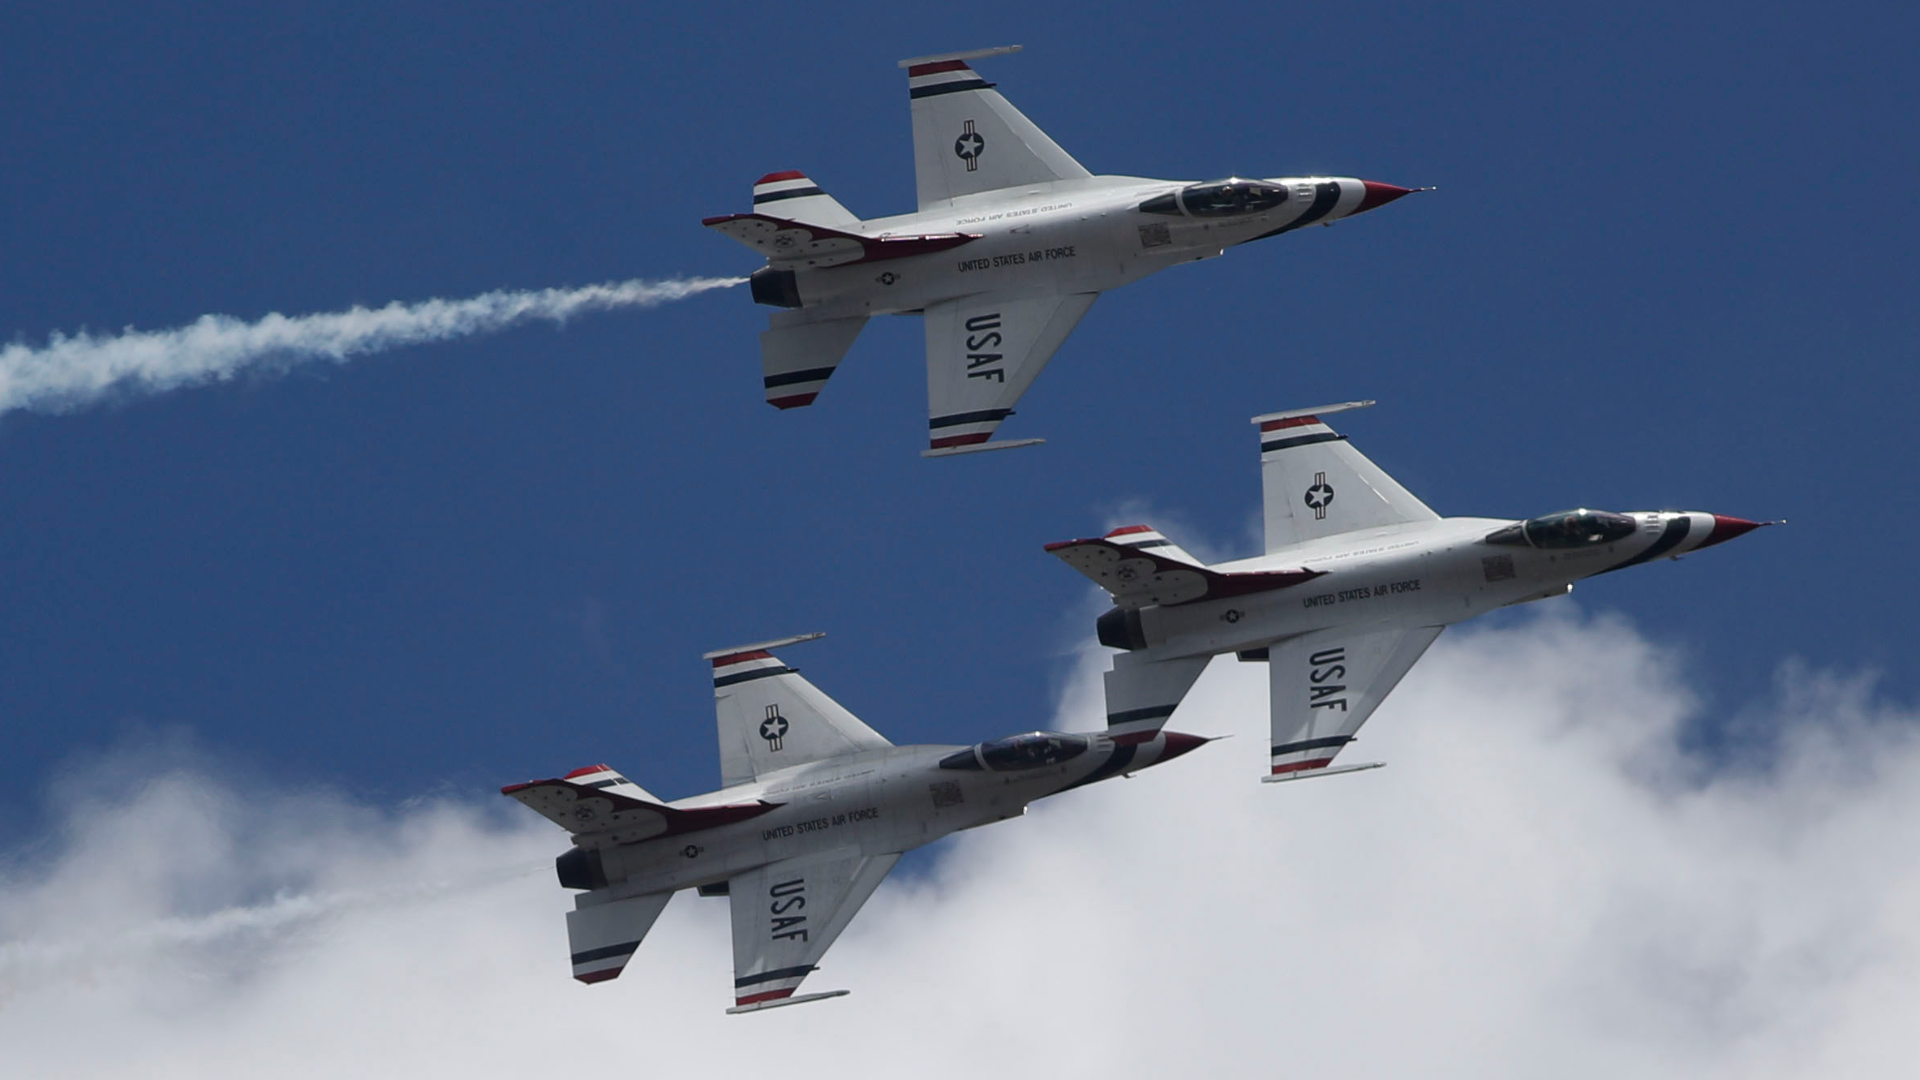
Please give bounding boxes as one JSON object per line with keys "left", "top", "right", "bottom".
{"left": 1109, "top": 511, "right": 1760, "bottom": 663}
{"left": 762, "top": 175, "right": 1405, "bottom": 319}
{"left": 563, "top": 731, "right": 1199, "bottom": 901}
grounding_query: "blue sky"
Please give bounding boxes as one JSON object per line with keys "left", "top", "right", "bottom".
{"left": 3, "top": 0, "right": 1914, "bottom": 849}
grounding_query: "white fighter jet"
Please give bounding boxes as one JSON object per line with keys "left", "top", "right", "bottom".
{"left": 503, "top": 633, "right": 1207, "bottom": 1012}
{"left": 703, "top": 45, "right": 1421, "bottom": 456}
{"left": 1047, "top": 401, "right": 1772, "bottom": 780}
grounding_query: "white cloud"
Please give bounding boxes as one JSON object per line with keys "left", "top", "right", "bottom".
{"left": 3, "top": 608, "right": 1917, "bottom": 1078}
{"left": 0, "top": 276, "right": 742, "bottom": 417}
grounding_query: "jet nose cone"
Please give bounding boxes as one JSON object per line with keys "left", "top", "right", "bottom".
{"left": 1157, "top": 731, "right": 1212, "bottom": 763}
{"left": 1696, "top": 515, "right": 1771, "bottom": 550}
{"left": 1355, "top": 181, "right": 1420, "bottom": 213}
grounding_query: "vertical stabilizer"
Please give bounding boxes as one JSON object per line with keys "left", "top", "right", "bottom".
{"left": 1253, "top": 402, "right": 1438, "bottom": 553}
{"left": 705, "top": 634, "right": 892, "bottom": 787}
{"left": 899, "top": 47, "right": 1091, "bottom": 210}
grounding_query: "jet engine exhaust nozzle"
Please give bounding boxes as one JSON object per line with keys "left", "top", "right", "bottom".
{"left": 749, "top": 267, "right": 802, "bottom": 309}
{"left": 1097, "top": 606, "right": 1147, "bottom": 651}
{"left": 557, "top": 846, "right": 609, "bottom": 891}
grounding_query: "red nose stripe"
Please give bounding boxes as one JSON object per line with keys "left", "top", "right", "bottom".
{"left": 1158, "top": 732, "right": 1210, "bottom": 762}
{"left": 1697, "top": 515, "right": 1766, "bottom": 549}
{"left": 1355, "top": 181, "right": 1415, "bottom": 213}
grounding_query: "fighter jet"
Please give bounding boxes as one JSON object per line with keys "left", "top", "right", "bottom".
{"left": 502, "top": 633, "right": 1207, "bottom": 1012}
{"left": 703, "top": 45, "right": 1421, "bottom": 456}
{"left": 1047, "top": 401, "right": 1772, "bottom": 780}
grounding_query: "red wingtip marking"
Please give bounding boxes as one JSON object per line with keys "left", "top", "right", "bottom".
{"left": 710, "top": 650, "right": 774, "bottom": 669}
{"left": 1042, "top": 538, "right": 1087, "bottom": 552}
{"left": 1260, "top": 415, "right": 1320, "bottom": 432}
{"left": 755, "top": 170, "right": 807, "bottom": 185}
{"left": 564, "top": 764, "right": 612, "bottom": 780}
{"left": 576, "top": 968, "right": 623, "bottom": 984}
{"left": 907, "top": 60, "right": 971, "bottom": 77}
{"left": 1271, "top": 758, "right": 1336, "bottom": 775}
{"left": 1105, "top": 525, "right": 1154, "bottom": 537}
{"left": 500, "top": 781, "right": 536, "bottom": 795}
{"left": 700, "top": 214, "right": 740, "bottom": 227}
{"left": 735, "top": 988, "right": 797, "bottom": 1006}
{"left": 768, "top": 392, "right": 818, "bottom": 409}
{"left": 929, "top": 432, "right": 992, "bottom": 450}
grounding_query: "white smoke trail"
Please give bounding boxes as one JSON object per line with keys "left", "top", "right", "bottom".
{"left": 0, "top": 276, "right": 745, "bottom": 417}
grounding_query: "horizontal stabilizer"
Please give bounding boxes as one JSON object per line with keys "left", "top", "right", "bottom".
{"left": 501, "top": 777, "right": 778, "bottom": 847}
{"left": 921, "top": 437, "right": 1044, "bottom": 458}
{"left": 749, "top": 171, "right": 858, "bottom": 228}
{"left": 1046, "top": 530, "right": 1322, "bottom": 609}
{"left": 567, "top": 890, "right": 673, "bottom": 984}
{"left": 726, "top": 990, "right": 850, "bottom": 1015}
{"left": 1261, "top": 761, "right": 1385, "bottom": 784}
{"left": 762, "top": 313, "right": 866, "bottom": 409}
{"left": 702, "top": 213, "right": 978, "bottom": 269}
{"left": 1101, "top": 525, "right": 1202, "bottom": 567}
{"left": 1103, "top": 652, "right": 1212, "bottom": 743}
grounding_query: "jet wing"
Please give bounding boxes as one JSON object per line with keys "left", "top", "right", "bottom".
{"left": 702, "top": 213, "right": 977, "bottom": 269}
{"left": 726, "top": 848, "right": 901, "bottom": 1013}
{"left": 900, "top": 48, "right": 1092, "bottom": 210}
{"left": 1252, "top": 402, "right": 1439, "bottom": 553}
{"left": 708, "top": 637, "right": 892, "bottom": 789}
{"left": 923, "top": 292, "right": 1098, "bottom": 454}
{"left": 1264, "top": 625, "right": 1443, "bottom": 781}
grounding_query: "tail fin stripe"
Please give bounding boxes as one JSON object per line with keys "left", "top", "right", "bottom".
{"left": 571, "top": 942, "right": 643, "bottom": 965}
{"left": 1260, "top": 431, "right": 1345, "bottom": 454}
{"left": 1260, "top": 415, "right": 1321, "bottom": 432}
{"left": 911, "top": 78, "right": 992, "bottom": 99}
{"left": 764, "top": 366, "right": 839, "bottom": 389}
{"left": 754, "top": 186, "right": 827, "bottom": 204}
{"left": 711, "top": 650, "right": 775, "bottom": 668}
{"left": 714, "top": 665, "right": 795, "bottom": 688}
{"left": 907, "top": 59, "right": 972, "bottom": 76}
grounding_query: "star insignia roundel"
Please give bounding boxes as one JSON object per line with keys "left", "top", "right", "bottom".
{"left": 953, "top": 120, "right": 985, "bottom": 171}
{"left": 760, "top": 715, "right": 788, "bottom": 741}
{"left": 1303, "top": 471, "right": 1335, "bottom": 520}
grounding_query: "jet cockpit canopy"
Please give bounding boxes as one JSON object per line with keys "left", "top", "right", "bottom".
{"left": 1138, "top": 178, "right": 1289, "bottom": 218}
{"left": 939, "top": 731, "right": 1090, "bottom": 771}
{"left": 1486, "top": 509, "right": 1638, "bottom": 549}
